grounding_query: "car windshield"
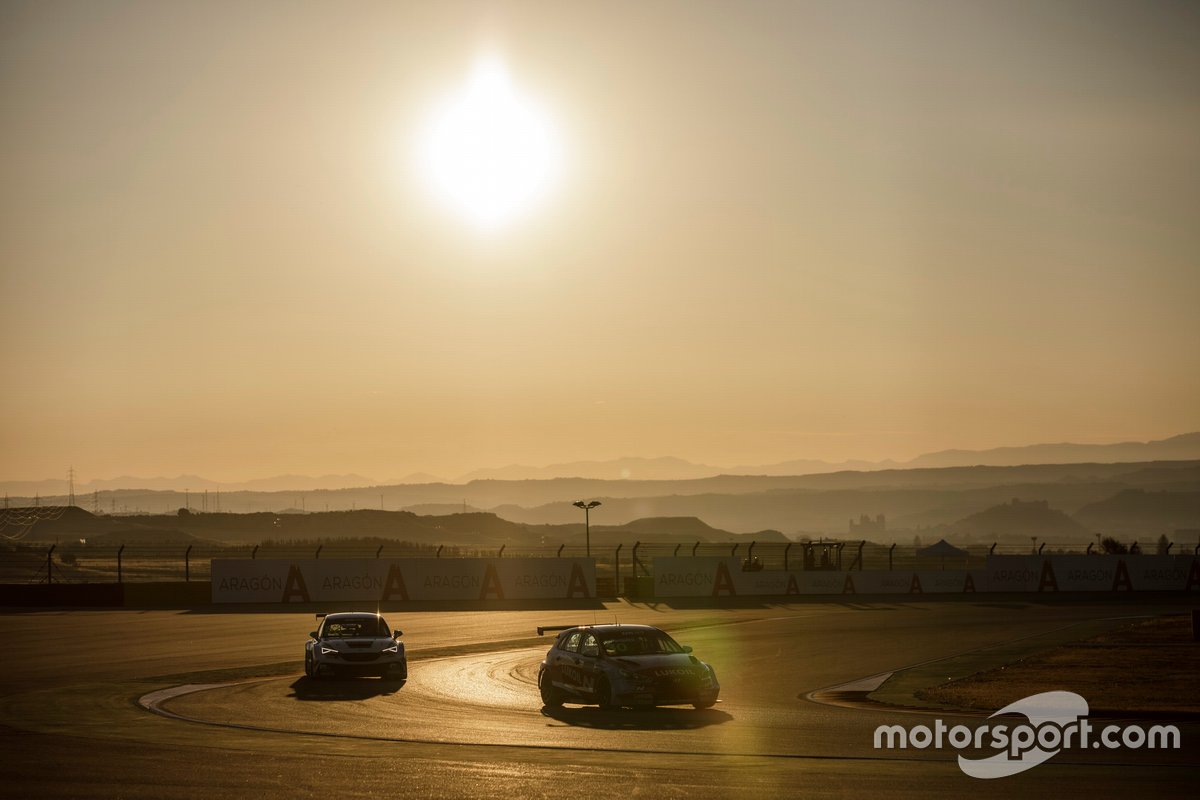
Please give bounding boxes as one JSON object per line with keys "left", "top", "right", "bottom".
{"left": 323, "top": 616, "right": 389, "bottom": 638}
{"left": 599, "top": 631, "right": 685, "bottom": 657}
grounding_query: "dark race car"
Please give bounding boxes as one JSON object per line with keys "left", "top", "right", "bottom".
{"left": 537, "top": 623, "right": 719, "bottom": 710}
{"left": 304, "top": 612, "right": 407, "bottom": 680}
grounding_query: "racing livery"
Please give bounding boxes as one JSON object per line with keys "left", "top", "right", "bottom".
{"left": 537, "top": 624, "right": 719, "bottom": 710}
{"left": 304, "top": 612, "right": 407, "bottom": 680}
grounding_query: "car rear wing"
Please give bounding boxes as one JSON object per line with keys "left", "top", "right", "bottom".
{"left": 536, "top": 625, "right": 577, "bottom": 636}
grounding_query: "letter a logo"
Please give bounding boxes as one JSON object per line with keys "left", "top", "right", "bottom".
{"left": 381, "top": 564, "right": 409, "bottom": 602}
{"left": 909, "top": 573, "right": 923, "bottom": 594}
{"left": 281, "top": 565, "right": 310, "bottom": 603}
{"left": 479, "top": 562, "right": 505, "bottom": 600}
{"left": 1038, "top": 560, "right": 1058, "bottom": 592}
{"left": 1111, "top": 559, "right": 1133, "bottom": 592}
{"left": 1185, "top": 559, "right": 1200, "bottom": 591}
{"left": 842, "top": 574, "right": 856, "bottom": 594}
{"left": 785, "top": 573, "right": 800, "bottom": 595}
{"left": 712, "top": 561, "right": 737, "bottom": 596}
{"left": 566, "top": 563, "right": 591, "bottom": 598}
{"left": 963, "top": 573, "right": 976, "bottom": 593}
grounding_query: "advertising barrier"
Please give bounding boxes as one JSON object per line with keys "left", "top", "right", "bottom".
{"left": 211, "top": 557, "right": 595, "bottom": 603}
{"left": 652, "top": 558, "right": 986, "bottom": 597}
{"left": 986, "top": 554, "right": 1200, "bottom": 593}
{"left": 652, "top": 555, "right": 1199, "bottom": 598}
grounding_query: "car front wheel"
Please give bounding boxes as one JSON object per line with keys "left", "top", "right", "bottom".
{"left": 538, "top": 669, "right": 563, "bottom": 707}
{"left": 596, "top": 677, "right": 617, "bottom": 711}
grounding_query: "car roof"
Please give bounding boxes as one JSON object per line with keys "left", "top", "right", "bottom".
{"left": 322, "top": 612, "right": 384, "bottom": 620}
{"left": 563, "top": 624, "right": 661, "bottom": 634}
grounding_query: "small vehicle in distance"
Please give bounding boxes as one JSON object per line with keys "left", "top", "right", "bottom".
{"left": 305, "top": 612, "right": 407, "bottom": 681}
{"left": 537, "top": 623, "right": 719, "bottom": 710}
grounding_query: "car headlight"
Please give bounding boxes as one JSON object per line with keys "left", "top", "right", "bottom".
{"left": 382, "top": 644, "right": 399, "bottom": 653}
{"left": 320, "top": 646, "right": 339, "bottom": 656}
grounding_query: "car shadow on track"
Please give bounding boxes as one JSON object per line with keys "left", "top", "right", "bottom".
{"left": 287, "top": 676, "right": 406, "bottom": 701}
{"left": 539, "top": 705, "right": 732, "bottom": 730}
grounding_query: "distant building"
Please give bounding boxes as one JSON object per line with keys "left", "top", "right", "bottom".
{"left": 849, "top": 513, "right": 885, "bottom": 535}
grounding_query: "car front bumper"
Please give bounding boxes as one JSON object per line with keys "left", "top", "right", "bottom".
{"left": 615, "top": 685, "right": 719, "bottom": 706}
{"left": 313, "top": 653, "right": 407, "bottom": 678}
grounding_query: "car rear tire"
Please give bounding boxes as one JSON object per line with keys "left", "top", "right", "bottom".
{"left": 693, "top": 700, "right": 715, "bottom": 709}
{"left": 596, "top": 678, "right": 617, "bottom": 711}
{"left": 538, "top": 669, "right": 563, "bottom": 707}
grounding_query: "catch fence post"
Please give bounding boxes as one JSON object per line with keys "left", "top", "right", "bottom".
{"left": 615, "top": 544, "right": 623, "bottom": 595}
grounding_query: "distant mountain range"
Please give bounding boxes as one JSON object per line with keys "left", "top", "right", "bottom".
{"left": 425, "top": 433, "right": 1200, "bottom": 482}
{"left": 6, "top": 461, "right": 1198, "bottom": 545}
{"left": 4, "top": 433, "right": 1198, "bottom": 495}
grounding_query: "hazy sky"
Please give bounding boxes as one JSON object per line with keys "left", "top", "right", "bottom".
{"left": 2, "top": 0, "right": 1198, "bottom": 482}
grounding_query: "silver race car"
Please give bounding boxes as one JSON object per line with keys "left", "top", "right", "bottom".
{"left": 305, "top": 612, "right": 407, "bottom": 680}
{"left": 537, "top": 624, "right": 719, "bottom": 710}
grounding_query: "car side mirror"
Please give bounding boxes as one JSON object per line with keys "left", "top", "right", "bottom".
{"left": 309, "top": 631, "right": 319, "bottom": 640}
{"left": 393, "top": 629, "right": 403, "bottom": 638}
{"left": 682, "top": 645, "right": 693, "bottom": 654}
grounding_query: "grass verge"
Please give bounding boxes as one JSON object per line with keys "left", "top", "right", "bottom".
{"left": 914, "top": 614, "right": 1199, "bottom": 715}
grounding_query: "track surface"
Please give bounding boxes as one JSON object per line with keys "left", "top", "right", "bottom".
{"left": 1, "top": 597, "right": 1197, "bottom": 798}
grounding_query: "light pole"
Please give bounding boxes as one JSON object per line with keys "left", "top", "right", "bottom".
{"left": 573, "top": 500, "right": 601, "bottom": 558}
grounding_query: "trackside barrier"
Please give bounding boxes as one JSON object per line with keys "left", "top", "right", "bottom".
{"left": 211, "top": 557, "right": 596, "bottom": 603}
{"left": 651, "top": 555, "right": 1200, "bottom": 597}
{"left": 0, "top": 582, "right": 215, "bottom": 608}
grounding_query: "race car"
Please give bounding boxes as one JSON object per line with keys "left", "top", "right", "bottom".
{"left": 304, "top": 612, "right": 407, "bottom": 680}
{"left": 537, "top": 623, "right": 719, "bottom": 710}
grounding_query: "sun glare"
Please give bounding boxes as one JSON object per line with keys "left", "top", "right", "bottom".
{"left": 416, "top": 56, "right": 564, "bottom": 231}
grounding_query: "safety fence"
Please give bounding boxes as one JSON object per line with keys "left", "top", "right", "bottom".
{"left": 3, "top": 537, "right": 1192, "bottom": 588}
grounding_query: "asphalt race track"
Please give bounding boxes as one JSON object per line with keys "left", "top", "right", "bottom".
{"left": 1, "top": 597, "right": 1196, "bottom": 799}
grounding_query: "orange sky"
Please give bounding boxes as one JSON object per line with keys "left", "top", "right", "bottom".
{"left": 2, "top": 1, "right": 1198, "bottom": 482}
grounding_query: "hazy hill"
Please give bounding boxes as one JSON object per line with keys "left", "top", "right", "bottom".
{"left": 945, "top": 499, "right": 1092, "bottom": 543}
{"left": 14, "top": 509, "right": 775, "bottom": 550}
{"left": 491, "top": 474, "right": 1190, "bottom": 535}
{"left": 65, "top": 528, "right": 225, "bottom": 548}
{"left": 592, "top": 516, "right": 788, "bottom": 544}
{"left": 1072, "top": 490, "right": 1200, "bottom": 537}
{"left": 7, "top": 433, "right": 1198, "bottom": 496}
{"left": 7, "top": 459, "right": 1198, "bottom": 544}
{"left": 456, "top": 457, "right": 724, "bottom": 482}
{"left": 906, "top": 433, "right": 1200, "bottom": 469}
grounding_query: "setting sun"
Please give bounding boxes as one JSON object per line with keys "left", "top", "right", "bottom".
{"left": 415, "top": 56, "right": 563, "bottom": 231}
